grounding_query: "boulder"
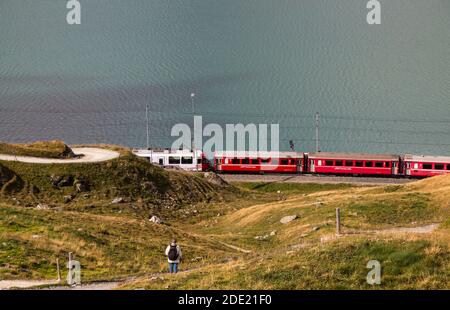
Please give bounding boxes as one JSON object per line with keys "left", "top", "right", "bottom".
{"left": 36, "top": 203, "right": 50, "bottom": 210}
{"left": 280, "top": 215, "right": 298, "bottom": 224}
{"left": 203, "top": 172, "right": 228, "bottom": 187}
{"left": 111, "top": 197, "right": 125, "bottom": 204}
{"left": 149, "top": 215, "right": 161, "bottom": 224}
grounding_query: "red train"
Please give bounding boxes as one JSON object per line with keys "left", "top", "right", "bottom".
{"left": 213, "top": 151, "right": 450, "bottom": 178}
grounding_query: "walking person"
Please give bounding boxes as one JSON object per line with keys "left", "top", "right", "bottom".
{"left": 165, "top": 239, "right": 182, "bottom": 273}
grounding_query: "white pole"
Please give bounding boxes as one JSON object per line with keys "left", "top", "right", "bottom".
{"left": 315, "top": 112, "right": 320, "bottom": 153}
{"left": 191, "top": 93, "right": 197, "bottom": 170}
{"left": 146, "top": 104, "right": 150, "bottom": 150}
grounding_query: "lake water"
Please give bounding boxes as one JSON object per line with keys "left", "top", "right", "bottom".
{"left": 0, "top": 0, "right": 449, "bottom": 155}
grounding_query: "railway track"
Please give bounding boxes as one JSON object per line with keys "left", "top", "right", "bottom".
{"left": 221, "top": 174, "right": 415, "bottom": 185}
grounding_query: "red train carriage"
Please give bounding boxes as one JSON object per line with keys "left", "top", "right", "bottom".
{"left": 403, "top": 155, "right": 450, "bottom": 177}
{"left": 214, "top": 151, "right": 303, "bottom": 173}
{"left": 307, "top": 152, "right": 400, "bottom": 176}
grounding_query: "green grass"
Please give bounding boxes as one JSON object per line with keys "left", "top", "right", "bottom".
{"left": 344, "top": 193, "right": 437, "bottom": 226}
{"left": 121, "top": 238, "right": 450, "bottom": 290}
{"left": 0, "top": 204, "right": 238, "bottom": 281}
{"left": 0, "top": 141, "right": 74, "bottom": 159}
{"left": 233, "top": 182, "right": 354, "bottom": 194}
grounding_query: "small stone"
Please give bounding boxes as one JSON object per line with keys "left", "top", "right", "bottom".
{"left": 312, "top": 226, "right": 320, "bottom": 232}
{"left": 36, "top": 203, "right": 50, "bottom": 210}
{"left": 149, "top": 215, "right": 161, "bottom": 224}
{"left": 280, "top": 215, "right": 298, "bottom": 224}
{"left": 111, "top": 197, "right": 125, "bottom": 204}
{"left": 270, "top": 230, "right": 277, "bottom": 236}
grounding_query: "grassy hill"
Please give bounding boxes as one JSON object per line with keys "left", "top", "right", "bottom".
{"left": 0, "top": 141, "right": 75, "bottom": 159}
{"left": 120, "top": 177, "right": 450, "bottom": 290}
{"left": 1, "top": 146, "right": 449, "bottom": 289}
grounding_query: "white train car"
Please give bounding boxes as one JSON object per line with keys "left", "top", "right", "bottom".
{"left": 132, "top": 148, "right": 210, "bottom": 171}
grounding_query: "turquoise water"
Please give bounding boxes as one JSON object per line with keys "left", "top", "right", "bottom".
{"left": 0, "top": 0, "right": 449, "bottom": 155}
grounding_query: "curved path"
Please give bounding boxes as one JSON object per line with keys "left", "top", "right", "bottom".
{"left": 0, "top": 147, "right": 120, "bottom": 164}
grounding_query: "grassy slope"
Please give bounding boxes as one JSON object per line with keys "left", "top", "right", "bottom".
{"left": 0, "top": 147, "right": 242, "bottom": 281}
{"left": 0, "top": 141, "right": 74, "bottom": 159}
{"left": 121, "top": 177, "right": 450, "bottom": 290}
{"left": 1, "top": 148, "right": 450, "bottom": 288}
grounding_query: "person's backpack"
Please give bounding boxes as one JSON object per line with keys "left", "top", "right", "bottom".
{"left": 168, "top": 245, "right": 179, "bottom": 261}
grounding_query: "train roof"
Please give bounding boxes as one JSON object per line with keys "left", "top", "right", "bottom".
{"left": 133, "top": 148, "right": 203, "bottom": 156}
{"left": 215, "top": 151, "right": 302, "bottom": 158}
{"left": 404, "top": 154, "right": 450, "bottom": 163}
{"left": 307, "top": 152, "right": 399, "bottom": 161}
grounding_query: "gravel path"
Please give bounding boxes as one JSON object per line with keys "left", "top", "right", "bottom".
{"left": 0, "top": 280, "right": 60, "bottom": 290}
{"left": 221, "top": 174, "right": 414, "bottom": 185}
{"left": 0, "top": 147, "right": 120, "bottom": 164}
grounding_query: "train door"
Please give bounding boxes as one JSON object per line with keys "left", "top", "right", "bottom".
{"left": 391, "top": 161, "right": 397, "bottom": 175}
{"left": 309, "top": 159, "right": 315, "bottom": 173}
{"left": 158, "top": 157, "right": 164, "bottom": 165}
{"left": 296, "top": 159, "right": 302, "bottom": 173}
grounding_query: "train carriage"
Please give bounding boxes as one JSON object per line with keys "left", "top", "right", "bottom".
{"left": 214, "top": 151, "right": 303, "bottom": 174}
{"left": 133, "top": 148, "right": 210, "bottom": 171}
{"left": 307, "top": 152, "right": 401, "bottom": 176}
{"left": 403, "top": 155, "right": 450, "bottom": 177}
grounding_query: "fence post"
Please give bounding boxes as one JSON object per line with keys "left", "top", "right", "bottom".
{"left": 56, "top": 258, "right": 61, "bottom": 282}
{"left": 336, "top": 208, "right": 341, "bottom": 235}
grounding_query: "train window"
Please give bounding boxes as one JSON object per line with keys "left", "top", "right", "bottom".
{"left": 345, "top": 161, "right": 353, "bottom": 167}
{"left": 281, "top": 159, "right": 289, "bottom": 165}
{"left": 385, "top": 162, "right": 391, "bottom": 168}
{"left": 271, "top": 159, "right": 279, "bottom": 165}
{"left": 355, "top": 161, "right": 363, "bottom": 167}
{"left": 325, "top": 160, "right": 333, "bottom": 166}
{"left": 181, "top": 157, "right": 193, "bottom": 164}
{"left": 335, "top": 160, "right": 343, "bottom": 166}
{"left": 231, "top": 158, "right": 240, "bottom": 164}
{"left": 447, "top": 164, "right": 450, "bottom": 170}
{"left": 251, "top": 159, "right": 259, "bottom": 164}
{"left": 197, "top": 158, "right": 202, "bottom": 164}
{"left": 169, "top": 156, "right": 181, "bottom": 164}
{"left": 423, "top": 163, "right": 432, "bottom": 169}
{"left": 261, "top": 158, "right": 271, "bottom": 164}
{"left": 375, "top": 162, "right": 383, "bottom": 168}
{"left": 365, "top": 161, "right": 373, "bottom": 167}
{"left": 435, "top": 164, "right": 444, "bottom": 170}
{"left": 242, "top": 158, "right": 250, "bottom": 165}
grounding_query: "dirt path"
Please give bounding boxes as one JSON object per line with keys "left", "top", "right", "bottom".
{"left": 0, "top": 147, "right": 120, "bottom": 164}
{"left": 375, "top": 223, "right": 439, "bottom": 234}
{"left": 0, "top": 280, "right": 60, "bottom": 290}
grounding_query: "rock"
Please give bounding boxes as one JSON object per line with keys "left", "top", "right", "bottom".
{"left": 111, "top": 197, "right": 125, "bottom": 204}
{"left": 149, "top": 276, "right": 164, "bottom": 282}
{"left": 191, "top": 257, "right": 203, "bottom": 262}
{"left": 36, "top": 203, "right": 50, "bottom": 210}
{"left": 50, "top": 175, "right": 63, "bottom": 187}
{"left": 255, "top": 234, "right": 270, "bottom": 240}
{"left": 75, "top": 182, "right": 89, "bottom": 193}
{"left": 149, "top": 215, "right": 161, "bottom": 224}
{"left": 270, "top": 230, "right": 277, "bottom": 236}
{"left": 280, "top": 215, "right": 298, "bottom": 224}
{"left": 63, "top": 195, "right": 73, "bottom": 203}
{"left": 312, "top": 226, "right": 320, "bottom": 232}
{"left": 59, "top": 175, "right": 74, "bottom": 187}
{"left": 203, "top": 172, "right": 228, "bottom": 187}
